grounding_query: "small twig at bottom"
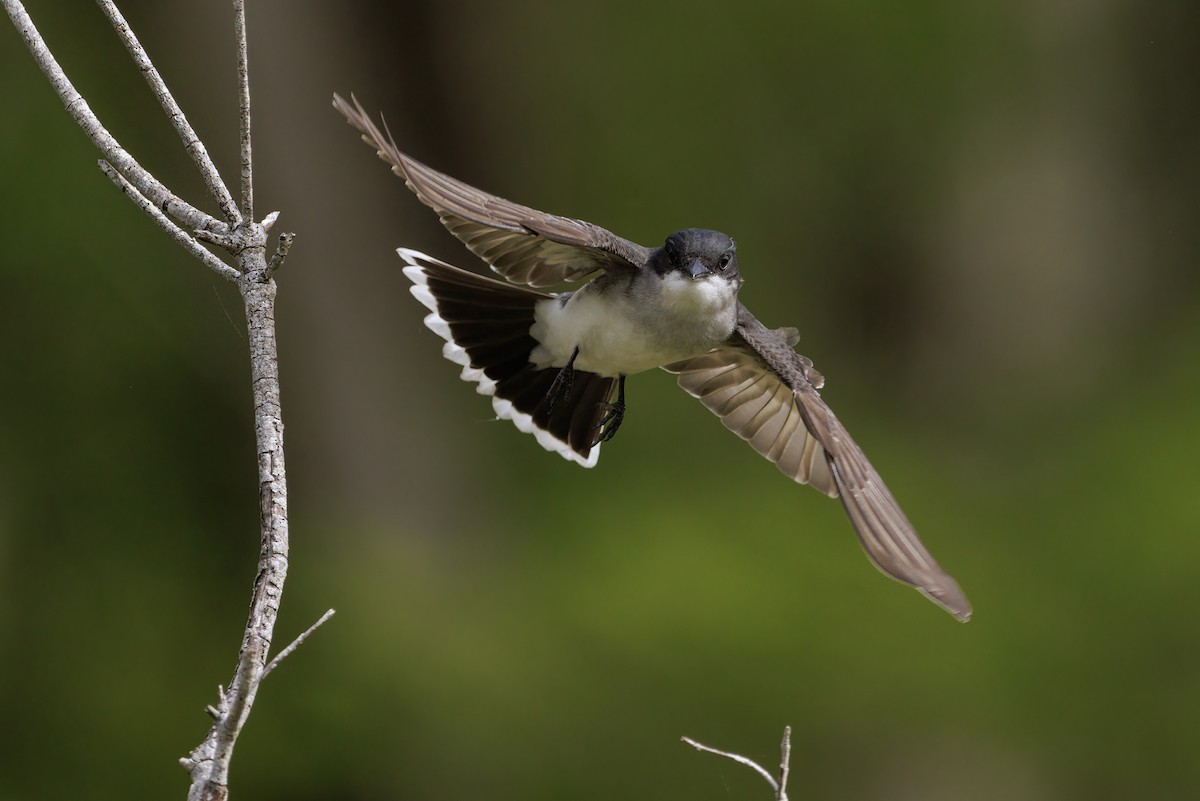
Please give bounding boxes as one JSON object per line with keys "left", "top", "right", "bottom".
{"left": 682, "top": 725, "right": 793, "bottom": 801}
{"left": 262, "top": 608, "right": 336, "bottom": 679}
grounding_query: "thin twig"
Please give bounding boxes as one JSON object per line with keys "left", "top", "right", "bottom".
{"left": 682, "top": 736, "right": 780, "bottom": 793}
{"left": 193, "top": 227, "right": 238, "bottom": 250}
{"left": 3, "top": 0, "right": 224, "bottom": 236}
{"left": 266, "top": 232, "right": 294, "bottom": 279}
{"left": 262, "top": 608, "right": 335, "bottom": 679}
{"left": 95, "top": 0, "right": 239, "bottom": 224}
{"left": 234, "top": 0, "right": 253, "bottom": 220}
{"left": 777, "top": 725, "right": 792, "bottom": 801}
{"left": 683, "top": 727, "right": 793, "bottom": 801}
{"left": 98, "top": 160, "right": 241, "bottom": 281}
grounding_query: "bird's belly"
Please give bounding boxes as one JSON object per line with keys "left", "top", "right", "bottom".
{"left": 529, "top": 288, "right": 732, "bottom": 377}
{"left": 574, "top": 324, "right": 691, "bottom": 375}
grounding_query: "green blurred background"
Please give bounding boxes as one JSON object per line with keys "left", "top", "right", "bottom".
{"left": 3, "top": 1, "right": 1198, "bottom": 799}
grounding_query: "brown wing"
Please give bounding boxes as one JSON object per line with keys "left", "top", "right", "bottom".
{"left": 664, "top": 306, "right": 972, "bottom": 622}
{"left": 663, "top": 345, "right": 836, "bottom": 495}
{"left": 334, "top": 93, "right": 650, "bottom": 287}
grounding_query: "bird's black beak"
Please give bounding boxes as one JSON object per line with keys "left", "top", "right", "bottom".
{"left": 686, "top": 259, "right": 711, "bottom": 279}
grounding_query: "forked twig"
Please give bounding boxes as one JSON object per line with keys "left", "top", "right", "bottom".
{"left": 96, "top": 0, "right": 239, "bottom": 223}
{"left": 97, "top": 160, "right": 241, "bottom": 280}
{"left": 4, "top": 1, "right": 222, "bottom": 236}
{"left": 683, "top": 725, "right": 793, "bottom": 801}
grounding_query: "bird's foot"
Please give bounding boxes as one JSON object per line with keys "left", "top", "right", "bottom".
{"left": 544, "top": 347, "right": 579, "bottom": 414}
{"left": 595, "top": 399, "right": 625, "bottom": 443}
{"left": 596, "top": 375, "right": 627, "bottom": 443}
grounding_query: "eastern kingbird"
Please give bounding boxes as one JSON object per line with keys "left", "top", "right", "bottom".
{"left": 335, "top": 94, "right": 971, "bottom": 622}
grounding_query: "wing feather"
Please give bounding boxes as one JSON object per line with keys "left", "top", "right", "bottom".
{"left": 335, "top": 94, "right": 650, "bottom": 287}
{"left": 665, "top": 306, "right": 971, "bottom": 621}
{"left": 664, "top": 346, "right": 838, "bottom": 497}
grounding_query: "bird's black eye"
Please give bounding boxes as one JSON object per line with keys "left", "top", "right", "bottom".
{"left": 665, "top": 241, "right": 680, "bottom": 264}
{"left": 718, "top": 253, "right": 732, "bottom": 271}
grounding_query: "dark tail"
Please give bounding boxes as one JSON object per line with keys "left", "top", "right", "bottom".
{"left": 400, "top": 249, "right": 615, "bottom": 466}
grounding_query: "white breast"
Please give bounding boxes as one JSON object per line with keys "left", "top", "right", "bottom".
{"left": 529, "top": 274, "right": 738, "bottom": 377}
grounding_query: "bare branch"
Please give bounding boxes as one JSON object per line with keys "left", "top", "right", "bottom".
{"left": 98, "top": 160, "right": 241, "bottom": 281}
{"left": 183, "top": 262, "right": 288, "bottom": 801}
{"left": 683, "top": 727, "right": 793, "bottom": 801}
{"left": 263, "top": 608, "right": 335, "bottom": 679}
{"left": 234, "top": 0, "right": 253, "bottom": 220}
{"left": 95, "top": 0, "right": 240, "bottom": 224}
{"left": 3, "top": 0, "right": 224, "bottom": 236}
{"left": 201, "top": 266, "right": 290, "bottom": 799}
{"left": 7, "top": 2, "right": 306, "bottom": 798}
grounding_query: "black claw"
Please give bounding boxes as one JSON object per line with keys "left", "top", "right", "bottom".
{"left": 596, "top": 401, "right": 625, "bottom": 442}
{"left": 545, "top": 347, "right": 579, "bottom": 415}
{"left": 594, "top": 375, "right": 627, "bottom": 443}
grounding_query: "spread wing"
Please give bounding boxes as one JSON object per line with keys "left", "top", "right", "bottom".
{"left": 663, "top": 305, "right": 971, "bottom": 622}
{"left": 335, "top": 93, "right": 650, "bottom": 288}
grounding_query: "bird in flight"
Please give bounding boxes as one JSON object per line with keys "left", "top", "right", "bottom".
{"left": 335, "top": 94, "right": 971, "bottom": 622}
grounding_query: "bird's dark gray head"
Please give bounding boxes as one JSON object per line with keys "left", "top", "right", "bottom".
{"left": 651, "top": 228, "right": 741, "bottom": 284}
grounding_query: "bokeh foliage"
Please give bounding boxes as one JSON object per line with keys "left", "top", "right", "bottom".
{"left": 2, "top": 1, "right": 1198, "bottom": 799}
